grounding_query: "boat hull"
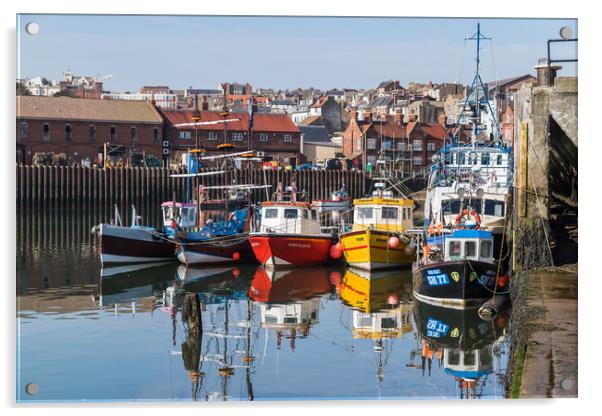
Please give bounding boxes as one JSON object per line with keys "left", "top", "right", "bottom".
{"left": 412, "top": 260, "right": 501, "bottom": 307}
{"left": 99, "top": 224, "right": 176, "bottom": 264}
{"left": 176, "top": 234, "right": 255, "bottom": 266}
{"left": 249, "top": 233, "right": 336, "bottom": 268}
{"left": 339, "top": 229, "right": 415, "bottom": 270}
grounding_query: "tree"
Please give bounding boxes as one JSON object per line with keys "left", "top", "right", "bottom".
{"left": 16, "top": 82, "right": 31, "bottom": 96}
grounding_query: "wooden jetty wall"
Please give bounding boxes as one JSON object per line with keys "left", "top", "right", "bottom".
{"left": 16, "top": 165, "right": 373, "bottom": 211}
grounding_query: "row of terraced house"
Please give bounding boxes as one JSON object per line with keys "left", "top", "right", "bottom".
{"left": 16, "top": 95, "right": 302, "bottom": 167}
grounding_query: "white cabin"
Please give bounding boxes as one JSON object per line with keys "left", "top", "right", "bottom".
{"left": 161, "top": 201, "right": 198, "bottom": 229}
{"left": 256, "top": 202, "right": 322, "bottom": 235}
{"left": 444, "top": 230, "right": 494, "bottom": 264}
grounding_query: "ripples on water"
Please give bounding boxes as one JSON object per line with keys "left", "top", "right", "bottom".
{"left": 16, "top": 206, "right": 511, "bottom": 402}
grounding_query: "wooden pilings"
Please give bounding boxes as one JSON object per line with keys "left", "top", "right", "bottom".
{"left": 15, "top": 165, "right": 402, "bottom": 211}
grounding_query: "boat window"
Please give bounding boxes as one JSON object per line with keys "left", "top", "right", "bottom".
{"left": 302, "top": 209, "right": 309, "bottom": 219}
{"left": 381, "top": 317, "right": 398, "bottom": 329}
{"left": 464, "top": 241, "right": 476, "bottom": 257}
{"left": 443, "top": 199, "right": 459, "bottom": 215}
{"left": 481, "top": 153, "right": 490, "bottom": 165}
{"left": 480, "top": 349, "right": 493, "bottom": 367}
{"left": 311, "top": 210, "right": 317, "bottom": 220}
{"left": 458, "top": 153, "right": 466, "bottom": 165}
{"left": 484, "top": 200, "right": 504, "bottom": 217}
{"left": 497, "top": 154, "right": 503, "bottom": 165}
{"left": 381, "top": 207, "right": 398, "bottom": 219}
{"left": 265, "top": 208, "right": 279, "bottom": 219}
{"left": 358, "top": 316, "right": 372, "bottom": 327}
{"left": 449, "top": 241, "right": 462, "bottom": 256}
{"left": 448, "top": 349, "right": 460, "bottom": 365}
{"left": 465, "top": 199, "right": 482, "bottom": 214}
{"left": 402, "top": 207, "right": 407, "bottom": 220}
{"left": 284, "top": 209, "right": 298, "bottom": 219}
{"left": 264, "top": 315, "right": 278, "bottom": 324}
{"left": 187, "top": 208, "right": 196, "bottom": 224}
{"left": 464, "top": 350, "right": 476, "bottom": 366}
{"left": 481, "top": 240, "right": 493, "bottom": 258}
{"left": 284, "top": 317, "right": 298, "bottom": 324}
{"left": 357, "top": 207, "right": 373, "bottom": 220}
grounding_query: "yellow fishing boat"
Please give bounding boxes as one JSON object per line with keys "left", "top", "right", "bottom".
{"left": 338, "top": 187, "right": 417, "bottom": 270}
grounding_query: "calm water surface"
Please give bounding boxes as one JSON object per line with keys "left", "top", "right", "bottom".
{"left": 16, "top": 206, "right": 511, "bottom": 402}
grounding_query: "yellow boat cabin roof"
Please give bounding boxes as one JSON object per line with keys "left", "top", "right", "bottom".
{"left": 353, "top": 196, "right": 413, "bottom": 207}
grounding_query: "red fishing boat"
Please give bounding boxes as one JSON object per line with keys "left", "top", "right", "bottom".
{"left": 248, "top": 184, "right": 338, "bottom": 268}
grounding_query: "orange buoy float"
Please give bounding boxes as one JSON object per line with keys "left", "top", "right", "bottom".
{"left": 388, "top": 236, "right": 400, "bottom": 249}
{"left": 329, "top": 244, "right": 343, "bottom": 259}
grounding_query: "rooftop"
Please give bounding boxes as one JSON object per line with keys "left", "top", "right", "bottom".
{"left": 161, "top": 110, "right": 300, "bottom": 133}
{"left": 16, "top": 96, "right": 163, "bottom": 123}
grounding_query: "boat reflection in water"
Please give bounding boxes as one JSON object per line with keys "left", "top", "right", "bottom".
{"left": 98, "top": 262, "right": 178, "bottom": 308}
{"left": 339, "top": 267, "right": 414, "bottom": 396}
{"left": 412, "top": 299, "right": 510, "bottom": 399}
{"left": 248, "top": 266, "right": 335, "bottom": 350}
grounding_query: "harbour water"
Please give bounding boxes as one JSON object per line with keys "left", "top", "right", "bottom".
{"left": 16, "top": 207, "right": 511, "bottom": 402}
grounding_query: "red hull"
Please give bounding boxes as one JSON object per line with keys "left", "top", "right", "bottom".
{"left": 249, "top": 233, "right": 335, "bottom": 268}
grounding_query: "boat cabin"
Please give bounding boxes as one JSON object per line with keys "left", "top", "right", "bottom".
{"left": 443, "top": 347, "right": 492, "bottom": 381}
{"left": 443, "top": 230, "right": 494, "bottom": 263}
{"left": 352, "top": 189, "right": 414, "bottom": 233}
{"left": 161, "top": 201, "right": 198, "bottom": 235}
{"left": 256, "top": 202, "right": 322, "bottom": 235}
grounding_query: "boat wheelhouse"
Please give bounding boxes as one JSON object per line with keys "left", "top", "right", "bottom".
{"left": 249, "top": 198, "right": 337, "bottom": 268}
{"left": 338, "top": 185, "right": 417, "bottom": 270}
{"left": 413, "top": 229, "right": 508, "bottom": 307}
{"left": 425, "top": 145, "right": 512, "bottom": 236}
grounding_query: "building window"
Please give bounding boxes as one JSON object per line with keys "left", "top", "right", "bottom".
{"left": 43, "top": 123, "right": 50, "bottom": 140}
{"left": 180, "top": 131, "right": 191, "bottom": 140}
{"left": 130, "top": 127, "right": 137, "bottom": 143}
{"left": 413, "top": 157, "right": 422, "bottom": 165}
{"left": 427, "top": 142, "right": 436, "bottom": 151}
{"left": 259, "top": 133, "right": 268, "bottom": 142}
{"left": 284, "top": 134, "right": 292, "bottom": 143}
{"left": 208, "top": 132, "right": 218, "bottom": 141}
{"left": 413, "top": 139, "right": 422, "bottom": 151}
{"left": 153, "top": 127, "right": 159, "bottom": 144}
{"left": 65, "top": 124, "right": 72, "bottom": 142}
{"left": 367, "top": 138, "right": 376, "bottom": 150}
{"left": 19, "top": 122, "right": 28, "bottom": 139}
{"left": 397, "top": 142, "right": 405, "bottom": 151}
{"left": 110, "top": 126, "right": 117, "bottom": 142}
{"left": 89, "top": 125, "right": 96, "bottom": 142}
{"left": 367, "top": 155, "right": 377, "bottom": 164}
{"left": 232, "top": 132, "right": 244, "bottom": 141}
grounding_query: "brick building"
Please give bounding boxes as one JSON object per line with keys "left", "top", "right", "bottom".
{"left": 16, "top": 96, "right": 164, "bottom": 164}
{"left": 342, "top": 109, "right": 448, "bottom": 176}
{"left": 161, "top": 110, "right": 302, "bottom": 167}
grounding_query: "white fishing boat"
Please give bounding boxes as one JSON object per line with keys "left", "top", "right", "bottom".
{"left": 423, "top": 24, "right": 513, "bottom": 251}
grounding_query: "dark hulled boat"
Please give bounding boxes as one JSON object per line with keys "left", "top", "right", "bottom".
{"left": 413, "top": 229, "right": 509, "bottom": 307}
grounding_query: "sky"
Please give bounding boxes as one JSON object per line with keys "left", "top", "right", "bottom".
{"left": 16, "top": 14, "right": 578, "bottom": 92}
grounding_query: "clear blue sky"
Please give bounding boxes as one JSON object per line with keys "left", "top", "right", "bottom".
{"left": 16, "top": 14, "right": 578, "bottom": 92}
